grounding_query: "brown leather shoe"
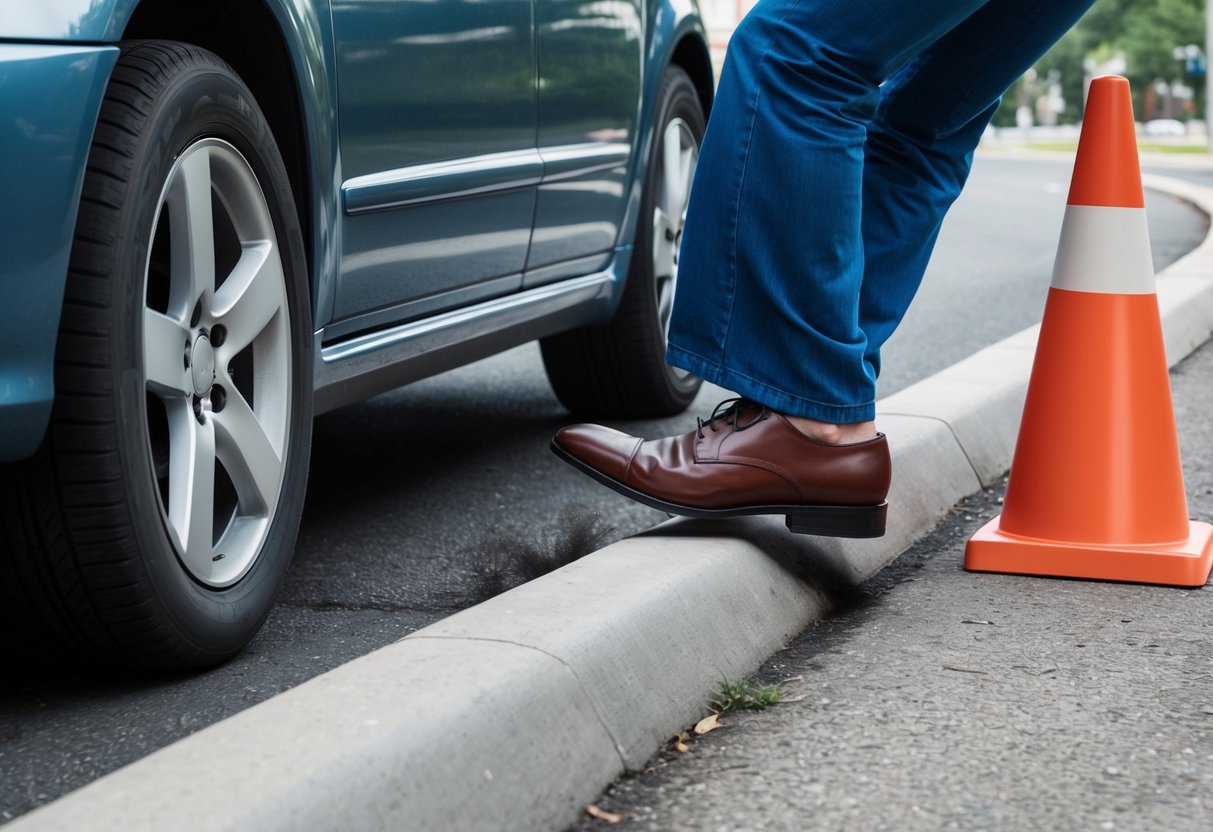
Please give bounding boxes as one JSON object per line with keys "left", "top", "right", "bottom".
{"left": 552, "top": 398, "right": 891, "bottom": 538}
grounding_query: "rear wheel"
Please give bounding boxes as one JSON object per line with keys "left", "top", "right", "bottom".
{"left": 541, "top": 65, "right": 705, "bottom": 418}
{"left": 0, "top": 41, "right": 312, "bottom": 669}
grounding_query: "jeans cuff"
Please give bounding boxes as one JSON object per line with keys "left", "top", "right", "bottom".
{"left": 666, "top": 345, "right": 877, "bottom": 423}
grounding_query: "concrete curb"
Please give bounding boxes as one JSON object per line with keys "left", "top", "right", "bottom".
{"left": 12, "top": 173, "right": 1213, "bottom": 832}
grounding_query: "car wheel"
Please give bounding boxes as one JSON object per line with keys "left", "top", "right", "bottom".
{"left": 0, "top": 41, "right": 312, "bottom": 669}
{"left": 541, "top": 65, "right": 705, "bottom": 418}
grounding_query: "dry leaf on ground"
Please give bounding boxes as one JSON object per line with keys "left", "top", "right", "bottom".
{"left": 673, "top": 732, "right": 690, "bottom": 753}
{"left": 694, "top": 713, "right": 723, "bottom": 735}
{"left": 585, "top": 804, "right": 626, "bottom": 823}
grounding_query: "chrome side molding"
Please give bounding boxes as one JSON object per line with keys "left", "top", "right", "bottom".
{"left": 342, "top": 143, "right": 632, "bottom": 215}
{"left": 313, "top": 270, "right": 616, "bottom": 412}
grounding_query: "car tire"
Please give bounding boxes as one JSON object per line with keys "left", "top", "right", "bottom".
{"left": 541, "top": 65, "right": 705, "bottom": 418}
{"left": 0, "top": 41, "right": 312, "bottom": 669}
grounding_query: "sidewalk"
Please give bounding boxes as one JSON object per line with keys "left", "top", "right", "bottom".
{"left": 8, "top": 172, "right": 1213, "bottom": 832}
{"left": 985, "top": 145, "right": 1213, "bottom": 172}
{"left": 571, "top": 337, "right": 1213, "bottom": 832}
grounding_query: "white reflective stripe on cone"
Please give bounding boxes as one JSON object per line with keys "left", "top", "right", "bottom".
{"left": 1051, "top": 204, "right": 1155, "bottom": 295}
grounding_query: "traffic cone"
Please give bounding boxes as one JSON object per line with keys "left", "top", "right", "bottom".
{"left": 964, "top": 75, "right": 1213, "bottom": 587}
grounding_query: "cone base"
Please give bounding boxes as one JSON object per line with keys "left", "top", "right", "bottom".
{"left": 964, "top": 516, "right": 1213, "bottom": 587}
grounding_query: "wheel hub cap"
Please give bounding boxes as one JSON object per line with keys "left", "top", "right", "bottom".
{"left": 190, "top": 334, "right": 216, "bottom": 396}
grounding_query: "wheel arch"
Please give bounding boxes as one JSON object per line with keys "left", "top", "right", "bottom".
{"left": 118, "top": 0, "right": 340, "bottom": 316}
{"left": 605, "top": 3, "right": 714, "bottom": 321}
{"left": 667, "top": 24, "right": 715, "bottom": 123}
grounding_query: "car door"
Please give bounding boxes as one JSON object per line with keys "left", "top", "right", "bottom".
{"left": 526, "top": 0, "right": 643, "bottom": 287}
{"left": 329, "top": 0, "right": 538, "bottom": 340}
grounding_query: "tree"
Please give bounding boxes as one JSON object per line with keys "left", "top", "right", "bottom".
{"left": 992, "top": 0, "right": 1206, "bottom": 126}
{"left": 1119, "top": 0, "right": 1205, "bottom": 118}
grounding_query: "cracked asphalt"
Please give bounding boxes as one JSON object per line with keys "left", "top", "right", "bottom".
{"left": 0, "top": 156, "right": 1207, "bottom": 824}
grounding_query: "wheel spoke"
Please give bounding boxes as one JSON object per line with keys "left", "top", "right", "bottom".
{"left": 143, "top": 309, "right": 190, "bottom": 395}
{"left": 656, "top": 277, "right": 675, "bottom": 323}
{"left": 212, "top": 388, "right": 281, "bottom": 517}
{"left": 677, "top": 145, "right": 696, "bottom": 222}
{"left": 653, "top": 120, "right": 696, "bottom": 346}
{"left": 167, "top": 147, "right": 216, "bottom": 315}
{"left": 166, "top": 402, "right": 216, "bottom": 576}
{"left": 652, "top": 207, "right": 676, "bottom": 281}
{"left": 212, "top": 242, "right": 284, "bottom": 354}
{"left": 663, "top": 124, "right": 683, "bottom": 218}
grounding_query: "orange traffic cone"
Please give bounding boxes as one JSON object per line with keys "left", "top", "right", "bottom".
{"left": 964, "top": 75, "right": 1213, "bottom": 587}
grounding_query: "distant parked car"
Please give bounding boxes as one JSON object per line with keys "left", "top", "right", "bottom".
{"left": 0, "top": 1, "right": 712, "bottom": 669}
{"left": 1143, "top": 118, "right": 1186, "bottom": 137}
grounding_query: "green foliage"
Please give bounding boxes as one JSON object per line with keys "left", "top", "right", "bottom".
{"left": 712, "top": 677, "right": 782, "bottom": 713}
{"left": 1120, "top": 0, "right": 1206, "bottom": 118}
{"left": 993, "top": 0, "right": 1207, "bottom": 126}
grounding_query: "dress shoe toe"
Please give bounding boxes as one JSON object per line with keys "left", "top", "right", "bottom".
{"left": 554, "top": 424, "right": 642, "bottom": 482}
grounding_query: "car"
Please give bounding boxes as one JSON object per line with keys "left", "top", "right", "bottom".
{"left": 0, "top": 1, "right": 712, "bottom": 669}
{"left": 1142, "top": 118, "right": 1186, "bottom": 137}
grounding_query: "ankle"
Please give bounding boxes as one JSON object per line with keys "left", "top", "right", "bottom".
{"left": 783, "top": 415, "right": 878, "bottom": 445}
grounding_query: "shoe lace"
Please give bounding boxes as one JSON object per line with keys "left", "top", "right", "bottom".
{"left": 695, "top": 398, "right": 769, "bottom": 440}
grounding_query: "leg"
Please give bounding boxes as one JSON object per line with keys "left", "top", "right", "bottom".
{"left": 666, "top": 0, "right": 993, "bottom": 424}
{"left": 668, "top": 0, "right": 1097, "bottom": 423}
{"left": 553, "top": 1, "right": 1099, "bottom": 536}
{"left": 859, "top": 0, "right": 1098, "bottom": 379}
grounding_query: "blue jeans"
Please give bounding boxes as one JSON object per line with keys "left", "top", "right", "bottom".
{"left": 666, "top": 0, "right": 1097, "bottom": 422}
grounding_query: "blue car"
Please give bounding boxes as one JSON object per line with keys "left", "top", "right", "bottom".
{"left": 0, "top": 1, "right": 712, "bottom": 668}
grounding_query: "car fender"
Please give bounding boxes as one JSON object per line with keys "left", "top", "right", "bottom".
{"left": 604, "top": 0, "right": 712, "bottom": 322}
{"left": 0, "top": 43, "right": 118, "bottom": 461}
{"left": 0, "top": 1, "right": 340, "bottom": 460}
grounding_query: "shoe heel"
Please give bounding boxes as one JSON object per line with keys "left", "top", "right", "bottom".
{"left": 785, "top": 503, "right": 887, "bottom": 538}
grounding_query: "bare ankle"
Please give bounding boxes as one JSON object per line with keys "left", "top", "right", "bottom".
{"left": 783, "top": 415, "right": 878, "bottom": 445}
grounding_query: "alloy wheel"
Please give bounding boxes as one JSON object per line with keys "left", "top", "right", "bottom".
{"left": 142, "top": 138, "right": 292, "bottom": 588}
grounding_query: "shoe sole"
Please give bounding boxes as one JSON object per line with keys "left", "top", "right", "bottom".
{"left": 550, "top": 439, "right": 887, "bottom": 539}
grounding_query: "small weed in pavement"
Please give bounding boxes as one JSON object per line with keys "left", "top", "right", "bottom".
{"left": 712, "top": 677, "right": 782, "bottom": 713}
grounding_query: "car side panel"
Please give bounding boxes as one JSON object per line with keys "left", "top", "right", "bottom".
{"left": 0, "top": 44, "right": 119, "bottom": 461}
{"left": 328, "top": 0, "right": 538, "bottom": 333}
{"left": 525, "top": 0, "right": 643, "bottom": 284}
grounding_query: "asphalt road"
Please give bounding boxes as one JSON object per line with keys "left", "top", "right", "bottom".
{"left": 0, "top": 155, "right": 1207, "bottom": 823}
{"left": 877, "top": 155, "right": 1207, "bottom": 394}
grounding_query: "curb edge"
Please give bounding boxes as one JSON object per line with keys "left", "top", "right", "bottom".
{"left": 11, "top": 173, "right": 1213, "bottom": 832}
